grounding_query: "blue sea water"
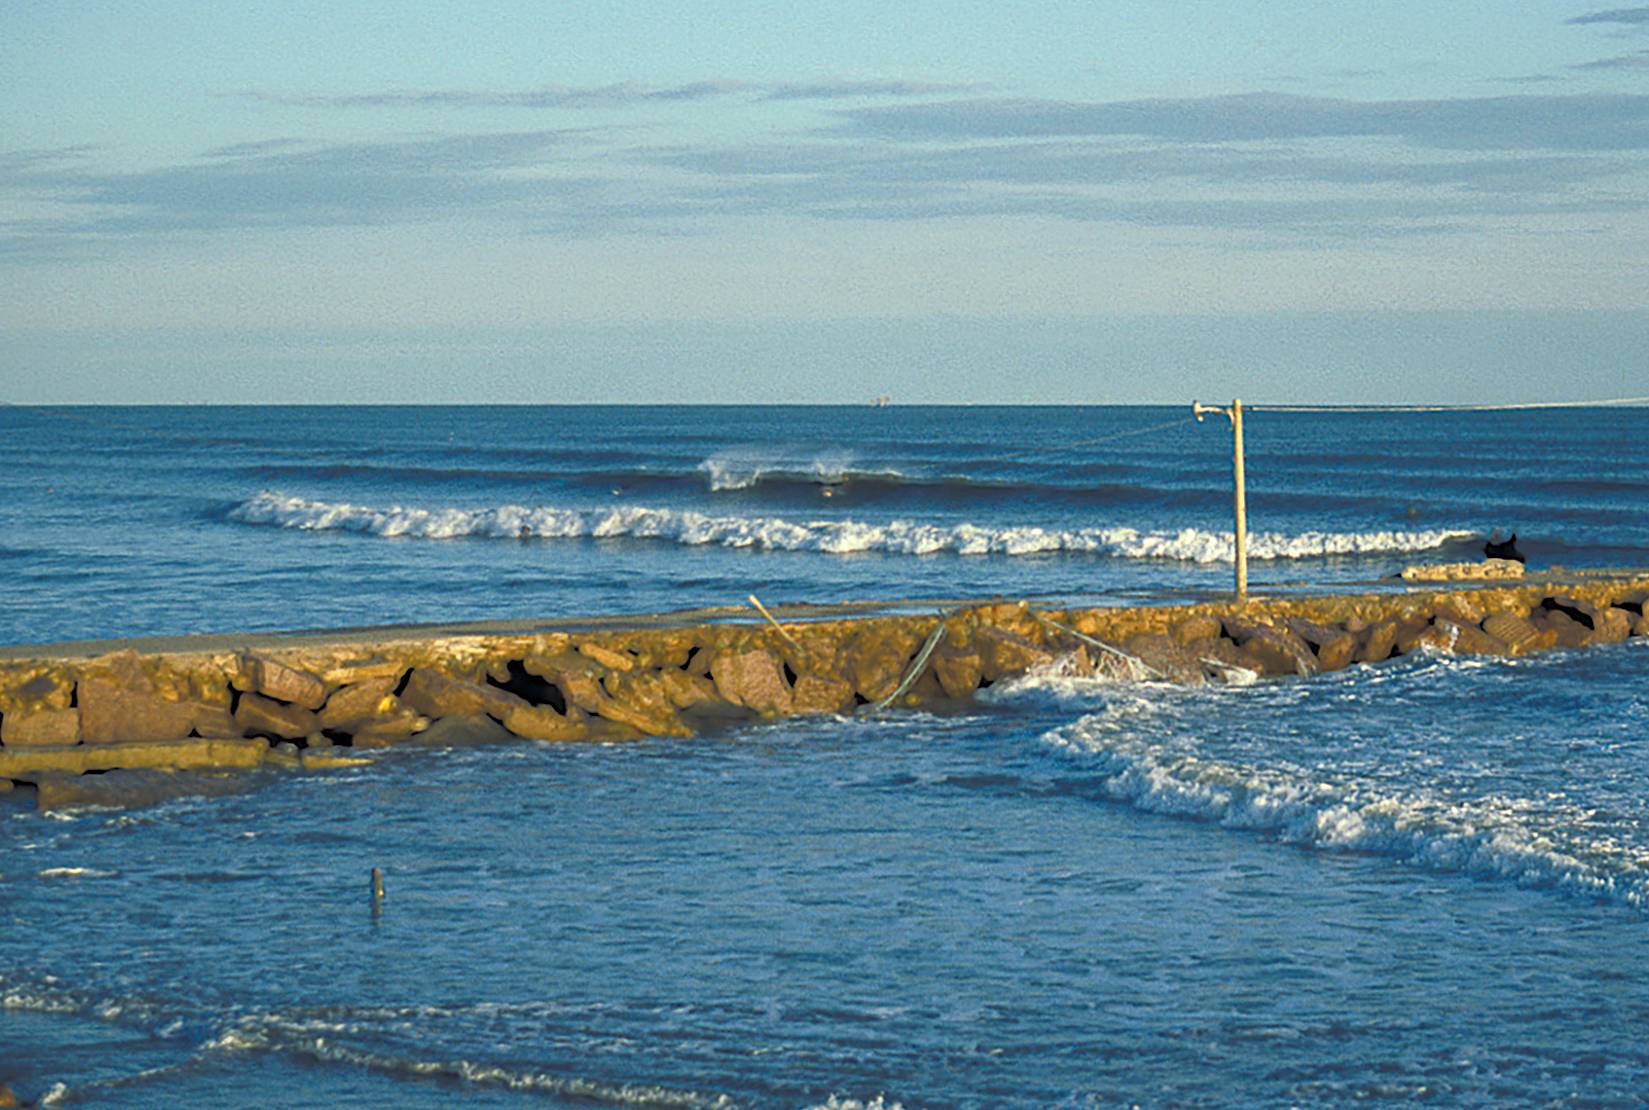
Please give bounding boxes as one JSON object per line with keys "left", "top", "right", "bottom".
{"left": 2, "top": 404, "right": 1648, "bottom": 1106}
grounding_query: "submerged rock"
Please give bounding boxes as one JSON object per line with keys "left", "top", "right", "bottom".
{"left": 32, "top": 769, "right": 261, "bottom": 811}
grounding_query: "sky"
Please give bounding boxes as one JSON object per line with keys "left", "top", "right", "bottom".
{"left": 3, "top": 1, "right": 1648, "bottom": 404}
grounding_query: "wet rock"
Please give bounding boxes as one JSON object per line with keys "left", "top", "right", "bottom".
{"left": 1433, "top": 619, "right": 1510, "bottom": 657}
{"left": 0, "top": 707, "right": 81, "bottom": 747}
{"left": 1193, "top": 636, "right": 1252, "bottom": 673}
{"left": 657, "top": 668, "right": 719, "bottom": 709}
{"left": 4, "top": 668, "right": 74, "bottom": 712}
{"left": 0, "top": 738, "right": 266, "bottom": 778}
{"left": 350, "top": 710, "right": 433, "bottom": 748}
{"left": 33, "top": 769, "right": 259, "bottom": 812}
{"left": 577, "top": 642, "right": 635, "bottom": 671}
{"left": 234, "top": 693, "right": 319, "bottom": 740}
{"left": 1535, "top": 609, "right": 1591, "bottom": 650}
{"left": 1223, "top": 619, "right": 1316, "bottom": 676}
{"left": 972, "top": 626, "right": 1053, "bottom": 681}
{"left": 1392, "top": 618, "right": 1438, "bottom": 655}
{"left": 301, "top": 750, "right": 373, "bottom": 770}
{"left": 1635, "top": 613, "right": 1649, "bottom": 638}
{"left": 685, "top": 643, "right": 716, "bottom": 678}
{"left": 599, "top": 671, "right": 692, "bottom": 736}
{"left": 1170, "top": 614, "right": 1222, "bottom": 646}
{"left": 1595, "top": 607, "right": 1635, "bottom": 644}
{"left": 524, "top": 653, "right": 602, "bottom": 712}
{"left": 1315, "top": 635, "right": 1357, "bottom": 671}
{"left": 1537, "top": 595, "right": 1630, "bottom": 643}
{"left": 233, "top": 653, "right": 327, "bottom": 709}
{"left": 839, "top": 625, "right": 922, "bottom": 702}
{"left": 402, "top": 714, "right": 517, "bottom": 747}
{"left": 77, "top": 650, "right": 198, "bottom": 743}
{"left": 710, "top": 649, "right": 794, "bottom": 715}
{"left": 931, "top": 647, "right": 985, "bottom": 698}
{"left": 1123, "top": 633, "right": 1206, "bottom": 684}
{"left": 400, "top": 668, "right": 527, "bottom": 721}
{"left": 791, "top": 673, "right": 858, "bottom": 714}
{"left": 1284, "top": 618, "right": 1357, "bottom": 672}
{"left": 318, "top": 676, "right": 400, "bottom": 730}
{"left": 501, "top": 703, "right": 587, "bottom": 742}
{"left": 190, "top": 704, "right": 243, "bottom": 739}
{"left": 1354, "top": 620, "right": 1399, "bottom": 664}
{"left": 1433, "top": 592, "right": 1488, "bottom": 625}
{"left": 1482, "top": 612, "right": 1541, "bottom": 653}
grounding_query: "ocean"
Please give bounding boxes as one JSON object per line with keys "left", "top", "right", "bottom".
{"left": 2, "top": 404, "right": 1647, "bottom": 1106}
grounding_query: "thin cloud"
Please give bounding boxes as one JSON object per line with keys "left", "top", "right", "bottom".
{"left": 237, "top": 81, "right": 750, "bottom": 110}
{"left": 1571, "top": 49, "right": 1649, "bottom": 68}
{"left": 1566, "top": 6, "right": 1649, "bottom": 25}
{"left": 759, "top": 79, "right": 988, "bottom": 101}
{"left": 832, "top": 92, "right": 1649, "bottom": 151}
{"left": 16, "top": 130, "right": 609, "bottom": 236}
{"left": 235, "top": 77, "right": 978, "bottom": 111}
{"left": 10, "top": 87, "right": 1649, "bottom": 249}
{"left": 646, "top": 138, "right": 1626, "bottom": 196}
{"left": 201, "top": 138, "right": 309, "bottom": 159}
{"left": 0, "top": 145, "right": 97, "bottom": 177}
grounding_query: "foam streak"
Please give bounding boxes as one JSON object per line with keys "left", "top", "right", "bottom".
{"left": 1048, "top": 706, "right": 1649, "bottom": 909}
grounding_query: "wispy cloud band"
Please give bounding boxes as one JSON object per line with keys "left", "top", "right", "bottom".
{"left": 6, "top": 91, "right": 1649, "bottom": 251}
{"left": 236, "top": 77, "right": 986, "bottom": 110}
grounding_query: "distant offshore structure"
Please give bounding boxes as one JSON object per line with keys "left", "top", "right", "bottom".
{"left": 870, "top": 395, "right": 891, "bottom": 407}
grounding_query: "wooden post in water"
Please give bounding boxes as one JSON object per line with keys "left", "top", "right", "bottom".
{"left": 1193, "top": 399, "right": 1249, "bottom": 600}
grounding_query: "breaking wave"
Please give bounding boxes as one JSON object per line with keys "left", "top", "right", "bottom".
{"left": 699, "top": 452, "right": 910, "bottom": 492}
{"left": 1046, "top": 697, "right": 1649, "bottom": 910}
{"left": 0, "top": 982, "right": 735, "bottom": 1109}
{"left": 227, "top": 492, "right": 1470, "bottom": 563}
{"left": 206, "top": 1017, "right": 735, "bottom": 1107}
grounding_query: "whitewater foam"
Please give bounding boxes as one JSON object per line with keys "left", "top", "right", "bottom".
{"left": 698, "top": 451, "right": 909, "bottom": 492}
{"left": 208, "top": 1013, "right": 737, "bottom": 1107}
{"left": 1047, "top": 698, "right": 1649, "bottom": 909}
{"left": 229, "top": 492, "right": 1469, "bottom": 563}
{"left": 36, "top": 866, "right": 118, "bottom": 879}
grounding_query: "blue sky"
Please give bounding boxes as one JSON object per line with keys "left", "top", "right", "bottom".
{"left": 4, "top": 1, "right": 1648, "bottom": 403}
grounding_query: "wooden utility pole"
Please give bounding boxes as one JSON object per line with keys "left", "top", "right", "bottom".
{"left": 1193, "top": 399, "right": 1248, "bottom": 599}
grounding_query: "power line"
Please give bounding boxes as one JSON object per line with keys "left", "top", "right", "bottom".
{"left": 993, "top": 415, "right": 1198, "bottom": 462}
{"left": 1249, "top": 396, "right": 1649, "bottom": 414}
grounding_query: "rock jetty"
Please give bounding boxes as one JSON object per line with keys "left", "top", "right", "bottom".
{"left": 2, "top": 575, "right": 1646, "bottom": 809}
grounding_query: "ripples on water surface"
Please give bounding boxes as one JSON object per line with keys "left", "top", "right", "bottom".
{"left": 2, "top": 406, "right": 1648, "bottom": 1105}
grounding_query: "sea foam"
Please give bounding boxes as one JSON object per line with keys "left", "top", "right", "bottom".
{"left": 228, "top": 492, "right": 1469, "bottom": 563}
{"left": 208, "top": 1012, "right": 737, "bottom": 1107}
{"left": 698, "top": 451, "right": 908, "bottom": 492}
{"left": 1046, "top": 698, "right": 1649, "bottom": 909}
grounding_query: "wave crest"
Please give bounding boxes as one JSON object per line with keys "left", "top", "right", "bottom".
{"left": 698, "top": 452, "right": 911, "bottom": 493}
{"left": 228, "top": 492, "right": 1469, "bottom": 563}
{"left": 208, "top": 1012, "right": 735, "bottom": 1107}
{"left": 1047, "top": 699, "right": 1649, "bottom": 909}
